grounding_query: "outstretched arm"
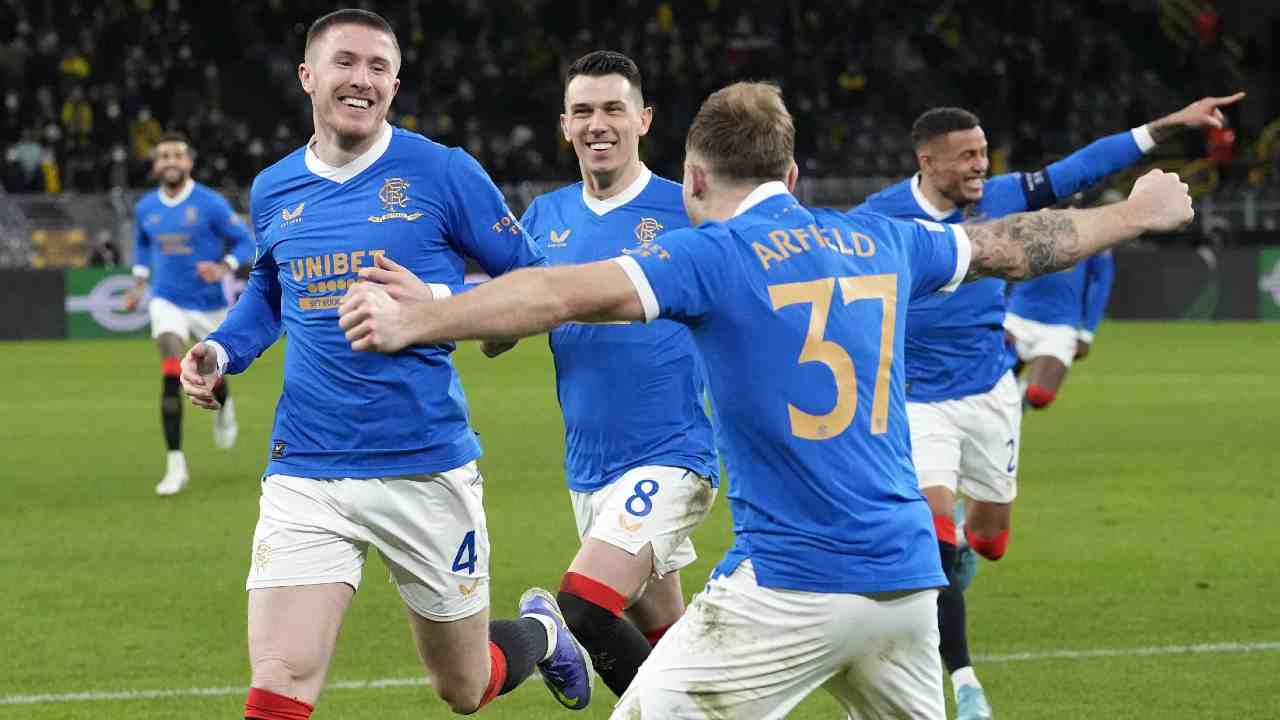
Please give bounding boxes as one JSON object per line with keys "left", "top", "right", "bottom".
{"left": 339, "top": 260, "right": 645, "bottom": 353}
{"left": 1015, "top": 92, "right": 1246, "bottom": 211}
{"left": 1146, "top": 92, "right": 1245, "bottom": 143}
{"left": 965, "top": 169, "right": 1193, "bottom": 281}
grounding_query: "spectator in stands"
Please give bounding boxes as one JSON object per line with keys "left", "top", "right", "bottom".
{"left": 1207, "top": 113, "right": 1238, "bottom": 187}
{"left": 4, "top": 128, "right": 44, "bottom": 192}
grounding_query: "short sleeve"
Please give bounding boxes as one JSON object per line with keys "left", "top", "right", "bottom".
{"left": 444, "top": 149, "right": 545, "bottom": 275}
{"left": 519, "top": 198, "right": 543, "bottom": 248}
{"left": 895, "top": 218, "right": 970, "bottom": 299}
{"left": 611, "top": 226, "right": 735, "bottom": 324}
{"left": 131, "top": 202, "right": 152, "bottom": 278}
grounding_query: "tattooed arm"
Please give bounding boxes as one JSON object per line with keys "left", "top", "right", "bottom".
{"left": 964, "top": 169, "right": 1194, "bottom": 281}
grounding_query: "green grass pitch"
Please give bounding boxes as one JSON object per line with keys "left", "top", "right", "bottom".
{"left": 2, "top": 322, "right": 1277, "bottom": 718}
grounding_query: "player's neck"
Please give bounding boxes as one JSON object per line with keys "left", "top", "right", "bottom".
{"left": 581, "top": 160, "right": 643, "bottom": 201}
{"left": 693, "top": 185, "right": 755, "bottom": 225}
{"left": 311, "top": 122, "right": 382, "bottom": 167}
{"left": 159, "top": 178, "right": 191, "bottom": 199}
{"left": 917, "top": 175, "right": 960, "bottom": 215}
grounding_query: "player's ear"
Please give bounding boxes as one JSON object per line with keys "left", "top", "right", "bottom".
{"left": 784, "top": 160, "right": 799, "bottom": 193}
{"left": 637, "top": 105, "right": 654, "bottom": 137}
{"left": 916, "top": 150, "right": 932, "bottom": 175}
{"left": 687, "top": 162, "right": 708, "bottom": 199}
{"left": 298, "top": 63, "right": 313, "bottom": 94}
{"left": 559, "top": 113, "right": 571, "bottom": 143}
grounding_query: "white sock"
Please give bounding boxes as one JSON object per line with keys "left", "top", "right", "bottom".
{"left": 522, "top": 612, "right": 558, "bottom": 662}
{"left": 166, "top": 450, "right": 186, "bottom": 466}
{"left": 952, "top": 666, "right": 980, "bottom": 690}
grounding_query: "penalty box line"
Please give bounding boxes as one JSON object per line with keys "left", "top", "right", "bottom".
{"left": 4, "top": 641, "right": 1279, "bottom": 706}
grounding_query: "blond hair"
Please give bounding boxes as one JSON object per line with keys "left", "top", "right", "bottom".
{"left": 685, "top": 82, "right": 794, "bottom": 183}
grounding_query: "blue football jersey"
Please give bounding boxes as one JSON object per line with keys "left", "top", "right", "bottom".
{"left": 1007, "top": 251, "right": 1114, "bottom": 332}
{"left": 857, "top": 128, "right": 1147, "bottom": 401}
{"left": 620, "top": 183, "right": 969, "bottom": 593}
{"left": 207, "top": 124, "right": 545, "bottom": 478}
{"left": 521, "top": 169, "right": 718, "bottom": 492}
{"left": 132, "top": 181, "right": 254, "bottom": 311}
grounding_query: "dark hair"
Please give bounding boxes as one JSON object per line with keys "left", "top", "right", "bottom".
{"left": 911, "top": 107, "right": 981, "bottom": 148}
{"left": 685, "top": 82, "right": 794, "bottom": 183}
{"left": 565, "top": 50, "right": 644, "bottom": 103}
{"left": 155, "top": 131, "right": 191, "bottom": 148}
{"left": 305, "top": 8, "right": 399, "bottom": 60}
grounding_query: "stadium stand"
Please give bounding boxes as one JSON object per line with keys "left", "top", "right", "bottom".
{"left": 2, "top": 0, "right": 1276, "bottom": 192}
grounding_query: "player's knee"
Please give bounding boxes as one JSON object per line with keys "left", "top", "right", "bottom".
{"left": 436, "top": 678, "right": 485, "bottom": 715}
{"left": 966, "top": 527, "right": 1010, "bottom": 561}
{"left": 161, "top": 357, "right": 182, "bottom": 411}
{"left": 559, "top": 572, "right": 626, "bottom": 631}
{"left": 250, "top": 655, "right": 310, "bottom": 698}
{"left": 1025, "top": 384, "right": 1056, "bottom": 409}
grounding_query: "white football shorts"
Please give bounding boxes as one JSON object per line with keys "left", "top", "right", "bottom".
{"left": 908, "top": 370, "right": 1021, "bottom": 504}
{"left": 570, "top": 465, "right": 716, "bottom": 578}
{"left": 148, "top": 296, "right": 227, "bottom": 342}
{"left": 1003, "top": 312, "right": 1078, "bottom": 367}
{"left": 245, "top": 462, "right": 490, "bottom": 622}
{"left": 612, "top": 560, "right": 944, "bottom": 719}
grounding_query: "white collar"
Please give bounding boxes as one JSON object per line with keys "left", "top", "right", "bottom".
{"left": 305, "top": 122, "right": 393, "bottom": 184}
{"left": 582, "top": 164, "right": 652, "bottom": 216}
{"left": 732, "top": 180, "right": 790, "bottom": 218}
{"left": 910, "top": 173, "right": 956, "bottom": 221}
{"left": 157, "top": 179, "right": 195, "bottom": 207}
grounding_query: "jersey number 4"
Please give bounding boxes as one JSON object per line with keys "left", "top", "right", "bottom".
{"left": 768, "top": 275, "right": 897, "bottom": 439}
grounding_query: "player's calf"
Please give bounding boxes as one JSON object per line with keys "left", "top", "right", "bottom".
{"left": 244, "top": 686, "right": 313, "bottom": 720}
{"left": 161, "top": 356, "right": 183, "bottom": 449}
{"left": 558, "top": 571, "right": 653, "bottom": 697}
{"left": 965, "top": 527, "right": 1010, "bottom": 561}
{"left": 156, "top": 355, "right": 189, "bottom": 495}
{"left": 1025, "top": 383, "right": 1057, "bottom": 409}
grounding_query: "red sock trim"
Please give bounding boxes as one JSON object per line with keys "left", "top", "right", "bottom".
{"left": 966, "top": 528, "right": 1010, "bottom": 561}
{"left": 244, "top": 687, "right": 313, "bottom": 720}
{"left": 933, "top": 514, "right": 957, "bottom": 545}
{"left": 559, "top": 571, "right": 626, "bottom": 616}
{"left": 162, "top": 356, "right": 182, "bottom": 377}
{"left": 1025, "top": 384, "right": 1056, "bottom": 408}
{"left": 643, "top": 622, "right": 673, "bottom": 647}
{"left": 477, "top": 640, "right": 508, "bottom": 709}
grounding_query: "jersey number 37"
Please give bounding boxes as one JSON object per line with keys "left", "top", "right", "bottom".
{"left": 769, "top": 274, "right": 897, "bottom": 439}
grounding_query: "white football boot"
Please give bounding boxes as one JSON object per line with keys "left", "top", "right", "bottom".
{"left": 155, "top": 450, "right": 189, "bottom": 496}
{"left": 213, "top": 396, "right": 239, "bottom": 449}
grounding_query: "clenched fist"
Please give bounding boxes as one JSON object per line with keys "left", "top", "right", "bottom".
{"left": 1125, "top": 169, "right": 1194, "bottom": 234}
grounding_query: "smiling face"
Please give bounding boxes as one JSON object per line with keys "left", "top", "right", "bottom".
{"left": 560, "top": 73, "right": 652, "bottom": 191}
{"left": 919, "top": 126, "right": 990, "bottom": 206}
{"left": 152, "top": 140, "right": 192, "bottom": 189}
{"left": 299, "top": 23, "right": 400, "bottom": 149}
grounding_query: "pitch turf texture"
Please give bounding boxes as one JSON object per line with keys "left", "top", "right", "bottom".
{"left": 3, "top": 322, "right": 1277, "bottom": 719}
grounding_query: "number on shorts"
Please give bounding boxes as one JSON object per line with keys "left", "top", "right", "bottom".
{"left": 625, "top": 479, "right": 660, "bottom": 517}
{"left": 1006, "top": 439, "right": 1017, "bottom": 473}
{"left": 452, "top": 530, "right": 477, "bottom": 575}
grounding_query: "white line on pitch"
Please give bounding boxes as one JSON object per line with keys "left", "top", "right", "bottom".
{"left": 4, "top": 641, "right": 1279, "bottom": 706}
{"left": 975, "top": 640, "right": 1280, "bottom": 664}
{"left": 0, "top": 677, "right": 431, "bottom": 706}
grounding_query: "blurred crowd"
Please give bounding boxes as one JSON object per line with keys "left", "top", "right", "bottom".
{"left": 2, "top": 0, "right": 1276, "bottom": 195}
